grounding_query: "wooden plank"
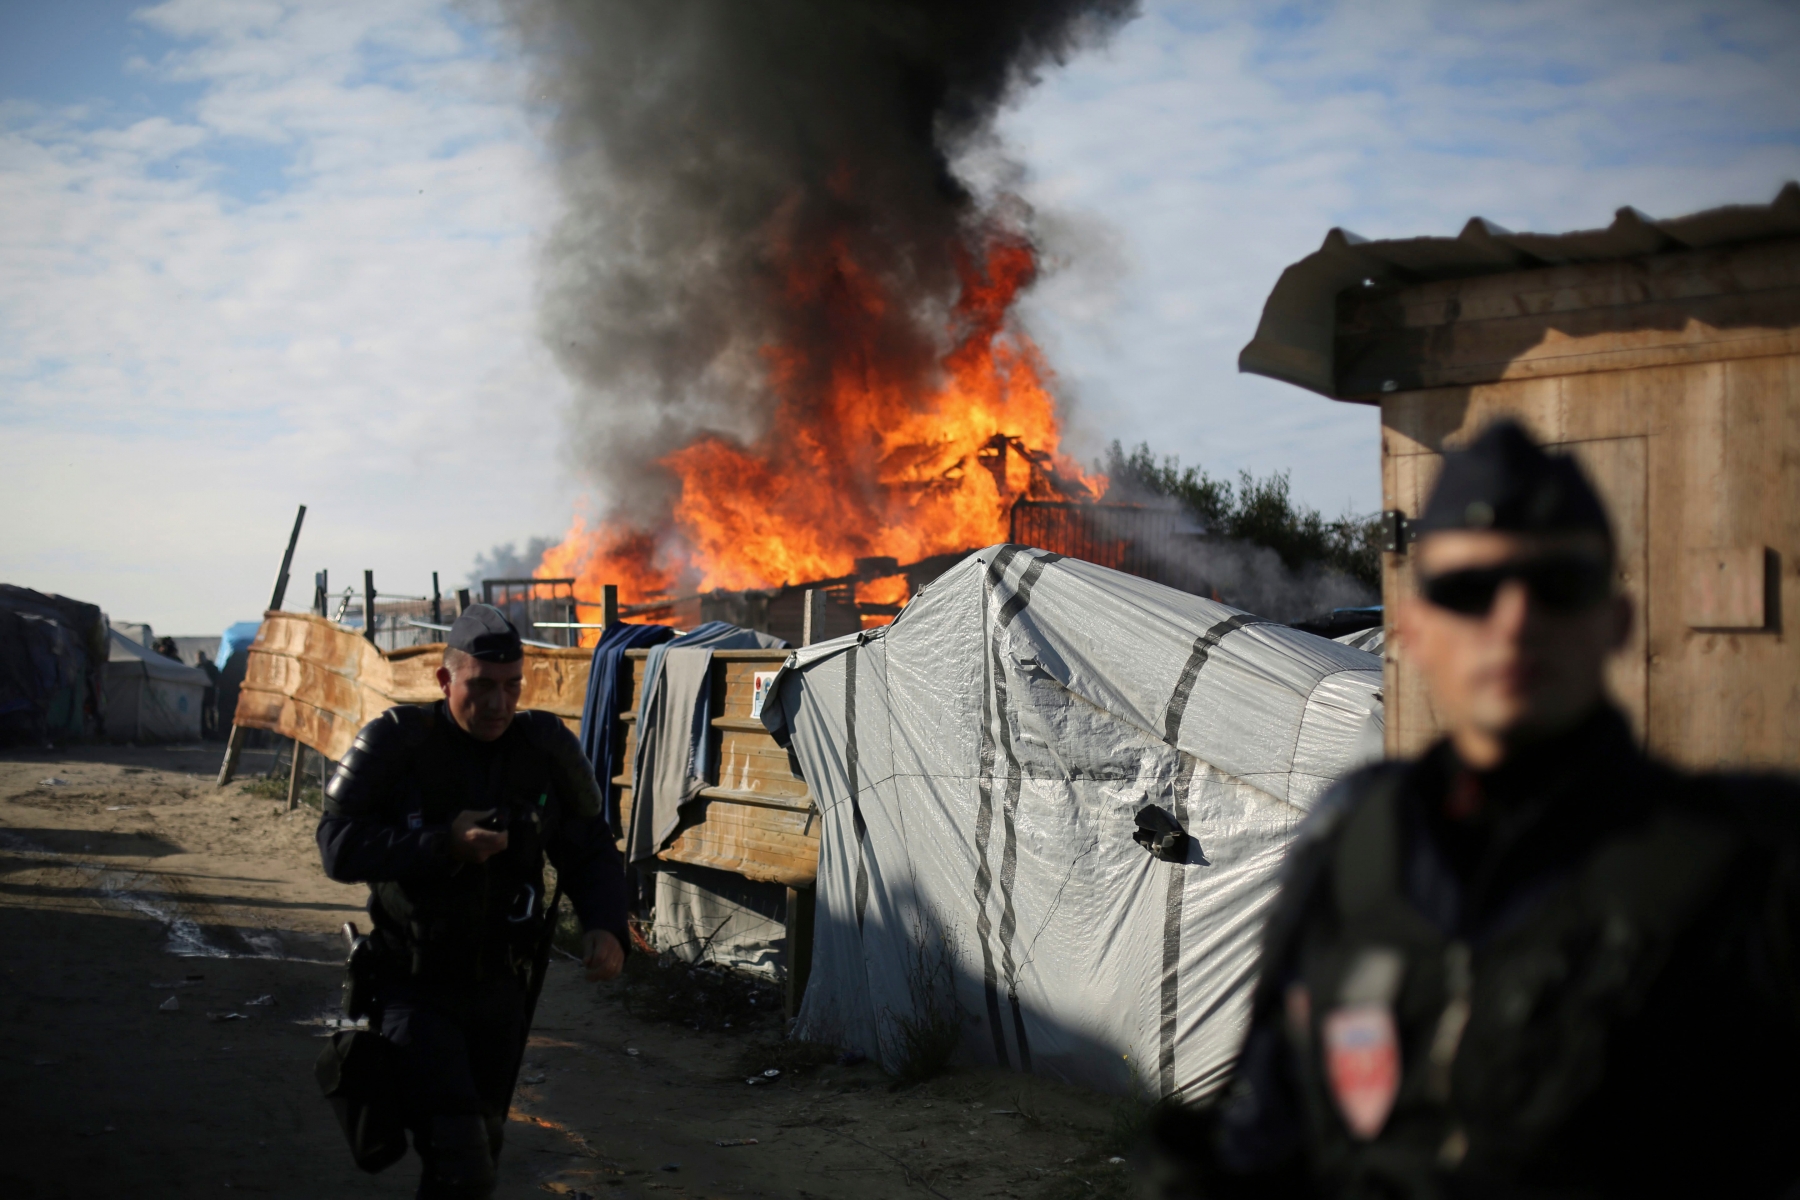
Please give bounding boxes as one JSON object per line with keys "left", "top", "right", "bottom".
{"left": 1337, "top": 239, "right": 1800, "bottom": 398}
{"left": 1557, "top": 435, "right": 1649, "bottom": 743}
{"left": 1380, "top": 345, "right": 1800, "bottom": 771}
{"left": 1651, "top": 354, "right": 1800, "bottom": 768}
{"left": 659, "top": 798, "right": 818, "bottom": 887}
{"left": 1379, "top": 448, "right": 1439, "bottom": 758}
{"left": 1340, "top": 239, "right": 1800, "bottom": 333}
{"left": 711, "top": 716, "right": 769, "bottom": 732}
{"left": 1684, "top": 546, "right": 1770, "bottom": 628}
{"left": 234, "top": 611, "right": 589, "bottom": 761}
{"left": 696, "top": 786, "right": 812, "bottom": 814}
{"left": 1378, "top": 413, "right": 1651, "bottom": 750}
{"left": 785, "top": 885, "right": 815, "bottom": 1018}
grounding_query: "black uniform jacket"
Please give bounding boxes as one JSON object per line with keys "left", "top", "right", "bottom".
{"left": 317, "top": 702, "right": 629, "bottom": 982}
{"left": 1193, "top": 706, "right": 1800, "bottom": 1200}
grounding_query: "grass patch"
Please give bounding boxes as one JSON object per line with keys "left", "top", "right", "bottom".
{"left": 1098, "top": 1095, "right": 1153, "bottom": 1159}
{"left": 237, "top": 771, "right": 321, "bottom": 810}
{"left": 889, "top": 997, "right": 962, "bottom": 1089}
{"left": 882, "top": 917, "right": 966, "bottom": 1089}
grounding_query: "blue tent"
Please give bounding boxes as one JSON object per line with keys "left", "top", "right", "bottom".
{"left": 216, "top": 622, "right": 262, "bottom": 672}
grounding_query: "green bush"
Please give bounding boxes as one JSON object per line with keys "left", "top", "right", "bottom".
{"left": 1099, "top": 441, "right": 1384, "bottom": 592}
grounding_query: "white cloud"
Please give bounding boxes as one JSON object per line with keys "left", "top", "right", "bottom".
{"left": 0, "top": 0, "right": 579, "bottom": 634}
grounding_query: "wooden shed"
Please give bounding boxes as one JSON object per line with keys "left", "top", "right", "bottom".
{"left": 1240, "top": 184, "right": 1800, "bottom": 771}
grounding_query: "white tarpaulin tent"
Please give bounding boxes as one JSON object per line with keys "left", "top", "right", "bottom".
{"left": 761, "top": 546, "right": 1382, "bottom": 1100}
{"left": 105, "top": 629, "right": 208, "bottom": 742}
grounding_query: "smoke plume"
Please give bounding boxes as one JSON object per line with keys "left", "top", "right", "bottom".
{"left": 504, "top": 0, "right": 1139, "bottom": 529}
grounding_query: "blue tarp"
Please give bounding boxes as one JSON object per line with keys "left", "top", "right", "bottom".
{"left": 216, "top": 622, "right": 262, "bottom": 673}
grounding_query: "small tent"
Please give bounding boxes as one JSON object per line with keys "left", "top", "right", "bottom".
{"left": 761, "top": 547, "right": 1382, "bottom": 1100}
{"left": 105, "top": 630, "right": 209, "bottom": 742}
{"left": 0, "top": 585, "right": 109, "bottom": 745}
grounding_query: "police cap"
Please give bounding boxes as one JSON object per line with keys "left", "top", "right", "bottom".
{"left": 1415, "top": 420, "right": 1611, "bottom": 550}
{"left": 446, "top": 604, "right": 523, "bottom": 663}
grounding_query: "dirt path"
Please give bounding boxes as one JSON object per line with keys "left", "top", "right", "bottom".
{"left": 0, "top": 745, "right": 1137, "bottom": 1200}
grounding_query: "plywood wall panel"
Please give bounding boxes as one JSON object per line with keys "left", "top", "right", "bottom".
{"left": 1375, "top": 260, "right": 1800, "bottom": 772}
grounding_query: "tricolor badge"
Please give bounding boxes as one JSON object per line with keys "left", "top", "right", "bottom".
{"left": 1323, "top": 1002, "right": 1401, "bottom": 1139}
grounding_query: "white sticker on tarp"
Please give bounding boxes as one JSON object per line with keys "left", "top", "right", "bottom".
{"left": 749, "top": 671, "right": 779, "bottom": 720}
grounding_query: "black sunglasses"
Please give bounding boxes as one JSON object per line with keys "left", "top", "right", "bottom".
{"left": 1420, "top": 556, "right": 1612, "bottom": 617}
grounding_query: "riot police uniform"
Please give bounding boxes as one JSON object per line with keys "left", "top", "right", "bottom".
{"left": 1162, "top": 426, "right": 1800, "bottom": 1198}
{"left": 317, "top": 609, "right": 628, "bottom": 1199}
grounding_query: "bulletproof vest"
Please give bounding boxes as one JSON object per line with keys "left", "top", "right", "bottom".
{"left": 365, "top": 706, "right": 571, "bottom": 983}
{"left": 1283, "top": 770, "right": 1741, "bottom": 1198}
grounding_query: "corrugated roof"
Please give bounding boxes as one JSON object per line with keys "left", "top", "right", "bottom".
{"left": 1238, "top": 182, "right": 1800, "bottom": 400}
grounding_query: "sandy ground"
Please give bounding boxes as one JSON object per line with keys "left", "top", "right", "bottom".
{"left": 0, "top": 743, "right": 1142, "bottom": 1200}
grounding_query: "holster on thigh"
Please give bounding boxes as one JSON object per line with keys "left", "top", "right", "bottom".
{"left": 315, "top": 1029, "right": 408, "bottom": 1174}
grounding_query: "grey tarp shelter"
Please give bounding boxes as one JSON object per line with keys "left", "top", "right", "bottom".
{"left": 762, "top": 547, "right": 1382, "bottom": 1099}
{"left": 105, "top": 629, "right": 209, "bottom": 742}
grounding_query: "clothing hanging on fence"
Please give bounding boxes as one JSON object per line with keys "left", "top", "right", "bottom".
{"left": 577, "top": 622, "right": 676, "bottom": 837}
{"left": 625, "top": 622, "right": 786, "bottom": 864}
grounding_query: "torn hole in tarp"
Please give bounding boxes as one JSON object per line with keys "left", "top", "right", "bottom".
{"left": 1133, "top": 804, "right": 1191, "bottom": 863}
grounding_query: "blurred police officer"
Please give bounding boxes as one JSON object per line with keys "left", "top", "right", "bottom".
{"left": 318, "top": 604, "right": 627, "bottom": 1199}
{"left": 1159, "top": 421, "right": 1800, "bottom": 1198}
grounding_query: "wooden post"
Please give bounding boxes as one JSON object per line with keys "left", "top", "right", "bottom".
{"left": 784, "top": 885, "right": 815, "bottom": 1019}
{"left": 363, "top": 570, "right": 377, "bottom": 644}
{"left": 456, "top": 587, "right": 472, "bottom": 615}
{"left": 268, "top": 505, "right": 307, "bottom": 611}
{"left": 216, "top": 724, "right": 249, "bottom": 787}
{"left": 285, "top": 740, "right": 306, "bottom": 812}
{"left": 431, "top": 572, "right": 442, "bottom": 627}
{"left": 220, "top": 505, "right": 305, "bottom": 787}
{"left": 801, "top": 588, "right": 825, "bottom": 647}
{"left": 602, "top": 583, "right": 620, "bottom": 628}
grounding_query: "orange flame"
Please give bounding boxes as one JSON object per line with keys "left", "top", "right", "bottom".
{"left": 539, "top": 227, "right": 1101, "bottom": 634}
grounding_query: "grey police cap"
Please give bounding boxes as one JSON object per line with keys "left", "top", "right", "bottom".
{"left": 1415, "top": 420, "right": 1612, "bottom": 548}
{"left": 446, "top": 604, "right": 523, "bottom": 663}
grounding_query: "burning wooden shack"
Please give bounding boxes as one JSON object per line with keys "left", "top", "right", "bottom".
{"left": 1241, "top": 183, "right": 1800, "bottom": 770}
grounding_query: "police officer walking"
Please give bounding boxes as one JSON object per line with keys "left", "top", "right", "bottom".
{"left": 1163, "top": 421, "right": 1800, "bottom": 1197}
{"left": 317, "top": 604, "right": 628, "bottom": 1199}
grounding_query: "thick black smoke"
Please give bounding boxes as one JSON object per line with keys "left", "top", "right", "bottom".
{"left": 503, "top": 0, "right": 1139, "bottom": 522}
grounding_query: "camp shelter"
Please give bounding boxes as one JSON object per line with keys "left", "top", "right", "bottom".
{"left": 760, "top": 546, "right": 1383, "bottom": 1099}
{"left": 1240, "top": 184, "right": 1800, "bottom": 768}
{"left": 106, "top": 629, "right": 209, "bottom": 742}
{"left": 0, "top": 585, "right": 108, "bottom": 745}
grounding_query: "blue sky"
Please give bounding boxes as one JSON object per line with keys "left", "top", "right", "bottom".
{"left": 2, "top": 0, "right": 1798, "bottom": 633}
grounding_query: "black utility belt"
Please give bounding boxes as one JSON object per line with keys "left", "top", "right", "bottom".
{"left": 380, "top": 937, "right": 538, "bottom": 985}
